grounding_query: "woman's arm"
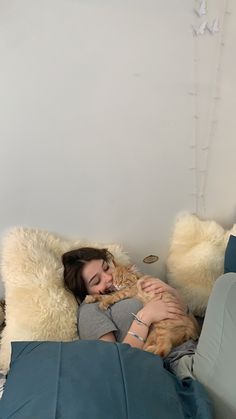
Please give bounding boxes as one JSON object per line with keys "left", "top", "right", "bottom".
{"left": 141, "top": 276, "right": 179, "bottom": 296}
{"left": 99, "top": 332, "right": 116, "bottom": 342}
{"left": 99, "top": 320, "right": 149, "bottom": 348}
{"left": 100, "top": 296, "right": 185, "bottom": 349}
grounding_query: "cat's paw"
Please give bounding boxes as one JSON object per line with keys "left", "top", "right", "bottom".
{"left": 84, "top": 295, "right": 97, "bottom": 304}
{"left": 143, "top": 343, "right": 157, "bottom": 353}
{"left": 99, "top": 300, "right": 111, "bottom": 310}
{"left": 144, "top": 343, "right": 171, "bottom": 357}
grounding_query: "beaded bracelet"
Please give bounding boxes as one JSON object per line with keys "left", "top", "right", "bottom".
{"left": 131, "top": 312, "right": 149, "bottom": 328}
{"left": 128, "top": 331, "right": 146, "bottom": 343}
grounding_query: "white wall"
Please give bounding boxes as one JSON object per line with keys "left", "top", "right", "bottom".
{"left": 0, "top": 0, "right": 236, "bottom": 296}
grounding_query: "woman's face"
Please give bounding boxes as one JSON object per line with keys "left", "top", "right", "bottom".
{"left": 82, "top": 259, "right": 116, "bottom": 295}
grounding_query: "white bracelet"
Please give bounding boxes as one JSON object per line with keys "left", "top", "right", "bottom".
{"left": 131, "top": 312, "right": 149, "bottom": 328}
{"left": 128, "top": 331, "right": 146, "bottom": 343}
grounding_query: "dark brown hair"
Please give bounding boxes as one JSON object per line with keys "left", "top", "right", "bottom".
{"left": 62, "top": 247, "right": 113, "bottom": 302}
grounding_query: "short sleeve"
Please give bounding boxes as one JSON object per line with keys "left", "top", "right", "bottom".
{"left": 78, "top": 302, "right": 117, "bottom": 340}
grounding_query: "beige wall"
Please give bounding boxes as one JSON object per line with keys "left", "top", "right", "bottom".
{"left": 0, "top": 0, "right": 236, "bottom": 296}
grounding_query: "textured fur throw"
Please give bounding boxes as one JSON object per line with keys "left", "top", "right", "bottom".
{"left": 166, "top": 213, "right": 236, "bottom": 316}
{"left": 0, "top": 227, "right": 130, "bottom": 373}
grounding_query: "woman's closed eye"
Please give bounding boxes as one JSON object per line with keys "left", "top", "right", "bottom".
{"left": 91, "top": 277, "right": 100, "bottom": 286}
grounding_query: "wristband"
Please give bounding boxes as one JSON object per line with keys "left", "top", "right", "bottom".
{"left": 131, "top": 312, "right": 149, "bottom": 328}
{"left": 128, "top": 331, "right": 146, "bottom": 343}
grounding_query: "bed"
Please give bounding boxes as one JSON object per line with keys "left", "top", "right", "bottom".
{"left": 1, "top": 219, "right": 233, "bottom": 418}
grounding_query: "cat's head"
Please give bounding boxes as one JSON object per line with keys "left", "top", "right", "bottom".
{"left": 112, "top": 264, "right": 140, "bottom": 289}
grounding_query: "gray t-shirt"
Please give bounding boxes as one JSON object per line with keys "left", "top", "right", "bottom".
{"left": 78, "top": 298, "right": 143, "bottom": 342}
{"left": 78, "top": 298, "right": 198, "bottom": 369}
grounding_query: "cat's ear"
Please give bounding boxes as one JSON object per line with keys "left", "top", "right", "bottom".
{"left": 112, "top": 258, "right": 118, "bottom": 267}
{"left": 128, "top": 264, "right": 138, "bottom": 273}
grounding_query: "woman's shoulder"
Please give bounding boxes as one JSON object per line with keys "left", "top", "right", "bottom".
{"left": 79, "top": 301, "right": 100, "bottom": 314}
{"left": 79, "top": 297, "right": 142, "bottom": 314}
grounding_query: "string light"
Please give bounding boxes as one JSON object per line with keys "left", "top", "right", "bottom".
{"left": 190, "top": 26, "right": 200, "bottom": 213}
{"left": 189, "top": 0, "right": 230, "bottom": 215}
{"left": 199, "top": 0, "right": 229, "bottom": 214}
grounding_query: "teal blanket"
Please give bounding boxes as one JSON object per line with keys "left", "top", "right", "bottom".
{"left": 0, "top": 341, "right": 212, "bottom": 419}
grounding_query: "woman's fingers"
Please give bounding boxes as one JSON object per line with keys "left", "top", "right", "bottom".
{"left": 142, "top": 282, "right": 167, "bottom": 293}
{"left": 140, "top": 277, "right": 183, "bottom": 306}
{"left": 143, "top": 284, "right": 187, "bottom": 311}
{"left": 166, "top": 302, "right": 185, "bottom": 315}
{"left": 141, "top": 277, "right": 163, "bottom": 287}
{"left": 143, "top": 285, "right": 163, "bottom": 294}
{"left": 167, "top": 312, "right": 184, "bottom": 320}
{"left": 142, "top": 281, "right": 174, "bottom": 294}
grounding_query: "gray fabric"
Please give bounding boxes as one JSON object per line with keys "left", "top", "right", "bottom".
{"left": 78, "top": 298, "right": 143, "bottom": 341}
{"left": 165, "top": 339, "right": 197, "bottom": 368}
{"left": 193, "top": 273, "right": 236, "bottom": 419}
{"left": 173, "top": 274, "right": 236, "bottom": 419}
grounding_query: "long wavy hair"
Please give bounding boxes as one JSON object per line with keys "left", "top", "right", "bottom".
{"left": 62, "top": 247, "right": 113, "bottom": 302}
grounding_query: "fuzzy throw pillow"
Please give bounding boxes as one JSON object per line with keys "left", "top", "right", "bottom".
{"left": 166, "top": 213, "right": 236, "bottom": 317}
{"left": 0, "top": 227, "right": 130, "bottom": 373}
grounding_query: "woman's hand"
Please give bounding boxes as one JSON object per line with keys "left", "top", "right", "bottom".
{"left": 137, "top": 296, "right": 185, "bottom": 326}
{"left": 140, "top": 276, "right": 187, "bottom": 312}
{"left": 141, "top": 276, "right": 176, "bottom": 296}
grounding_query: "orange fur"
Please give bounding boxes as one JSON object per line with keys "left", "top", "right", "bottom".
{"left": 85, "top": 265, "right": 200, "bottom": 357}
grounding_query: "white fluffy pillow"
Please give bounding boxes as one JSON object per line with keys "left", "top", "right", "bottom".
{"left": 0, "top": 227, "right": 130, "bottom": 373}
{"left": 166, "top": 213, "right": 236, "bottom": 316}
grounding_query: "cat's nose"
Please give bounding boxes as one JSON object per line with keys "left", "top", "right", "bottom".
{"left": 100, "top": 284, "right": 116, "bottom": 294}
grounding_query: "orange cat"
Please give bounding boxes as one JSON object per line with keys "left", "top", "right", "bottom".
{"left": 85, "top": 265, "right": 200, "bottom": 357}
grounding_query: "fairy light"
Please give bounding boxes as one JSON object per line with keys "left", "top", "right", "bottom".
{"left": 199, "top": 0, "right": 230, "bottom": 215}
{"left": 189, "top": 0, "right": 231, "bottom": 215}
{"left": 189, "top": 20, "right": 200, "bottom": 213}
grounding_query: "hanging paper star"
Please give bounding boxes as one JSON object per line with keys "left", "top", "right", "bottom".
{"left": 206, "top": 18, "right": 220, "bottom": 34}
{"left": 192, "top": 21, "right": 208, "bottom": 36}
{"left": 194, "top": 1, "right": 207, "bottom": 17}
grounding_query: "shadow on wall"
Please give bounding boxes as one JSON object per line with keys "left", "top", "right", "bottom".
{"left": 0, "top": 280, "right": 4, "bottom": 299}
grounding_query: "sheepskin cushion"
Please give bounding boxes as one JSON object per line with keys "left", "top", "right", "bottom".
{"left": 0, "top": 227, "right": 130, "bottom": 373}
{"left": 166, "top": 213, "right": 236, "bottom": 317}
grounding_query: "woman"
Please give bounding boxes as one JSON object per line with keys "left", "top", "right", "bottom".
{"left": 62, "top": 247, "right": 236, "bottom": 419}
{"left": 62, "top": 247, "right": 186, "bottom": 350}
